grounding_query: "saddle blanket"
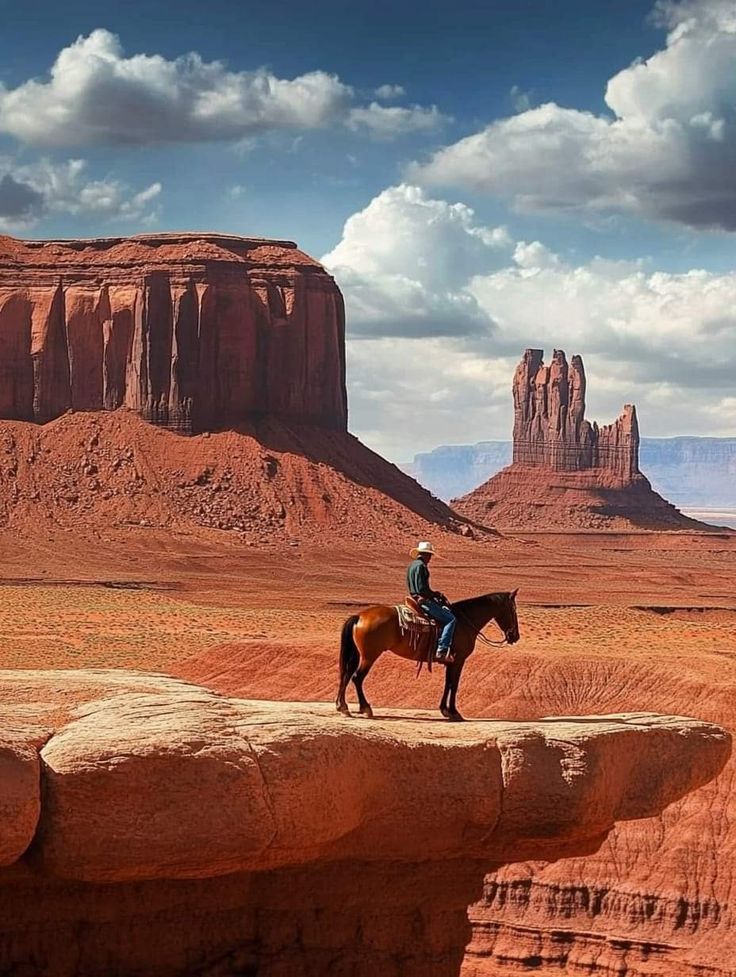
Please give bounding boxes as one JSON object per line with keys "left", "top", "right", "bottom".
{"left": 396, "top": 603, "right": 437, "bottom": 630}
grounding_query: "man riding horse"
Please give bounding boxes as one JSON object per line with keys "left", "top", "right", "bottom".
{"left": 406, "top": 541, "right": 456, "bottom": 664}
{"left": 336, "top": 561, "right": 520, "bottom": 720}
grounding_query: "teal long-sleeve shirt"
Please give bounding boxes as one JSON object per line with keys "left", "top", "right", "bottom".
{"left": 407, "top": 558, "right": 433, "bottom": 599}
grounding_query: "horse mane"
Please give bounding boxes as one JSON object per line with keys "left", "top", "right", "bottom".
{"left": 451, "top": 591, "right": 510, "bottom": 613}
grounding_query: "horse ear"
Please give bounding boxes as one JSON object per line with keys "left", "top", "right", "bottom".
{"left": 510, "top": 587, "right": 519, "bottom": 599}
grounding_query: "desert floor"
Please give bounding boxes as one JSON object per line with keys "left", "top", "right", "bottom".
{"left": 1, "top": 525, "right": 733, "bottom": 713}
{"left": 3, "top": 524, "right": 734, "bottom": 977}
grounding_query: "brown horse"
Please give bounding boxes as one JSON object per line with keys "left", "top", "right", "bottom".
{"left": 336, "top": 590, "right": 520, "bottom": 722}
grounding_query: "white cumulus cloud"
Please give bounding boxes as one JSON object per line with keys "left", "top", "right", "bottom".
{"left": 322, "top": 183, "right": 511, "bottom": 338}
{"left": 374, "top": 84, "right": 406, "bottom": 100}
{"left": 347, "top": 102, "right": 448, "bottom": 138}
{"left": 324, "top": 183, "right": 736, "bottom": 458}
{"left": 0, "top": 156, "right": 161, "bottom": 230}
{"left": 0, "top": 29, "right": 439, "bottom": 147}
{"left": 469, "top": 248, "right": 736, "bottom": 397}
{"left": 412, "top": 0, "right": 736, "bottom": 229}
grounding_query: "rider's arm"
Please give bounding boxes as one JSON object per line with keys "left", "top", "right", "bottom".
{"left": 416, "top": 562, "right": 434, "bottom": 599}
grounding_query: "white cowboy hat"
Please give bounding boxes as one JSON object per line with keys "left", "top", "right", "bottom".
{"left": 409, "top": 541, "right": 438, "bottom": 559}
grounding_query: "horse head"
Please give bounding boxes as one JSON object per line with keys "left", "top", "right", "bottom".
{"left": 499, "top": 588, "right": 520, "bottom": 644}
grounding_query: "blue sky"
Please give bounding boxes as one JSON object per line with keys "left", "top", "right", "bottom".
{"left": 1, "top": 0, "right": 735, "bottom": 461}
{"left": 0, "top": 0, "right": 675, "bottom": 254}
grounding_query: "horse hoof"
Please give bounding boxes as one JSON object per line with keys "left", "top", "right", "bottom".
{"left": 447, "top": 712, "right": 465, "bottom": 723}
{"left": 359, "top": 708, "right": 374, "bottom": 719}
{"left": 440, "top": 708, "right": 451, "bottom": 719}
{"left": 336, "top": 704, "right": 351, "bottom": 716}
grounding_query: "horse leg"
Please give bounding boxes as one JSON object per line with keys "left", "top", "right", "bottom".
{"left": 352, "top": 661, "right": 375, "bottom": 719}
{"left": 440, "top": 667, "right": 453, "bottom": 718}
{"left": 336, "top": 615, "right": 360, "bottom": 715}
{"left": 336, "top": 655, "right": 356, "bottom": 715}
{"left": 336, "top": 677, "right": 351, "bottom": 715}
{"left": 447, "top": 661, "right": 466, "bottom": 722}
{"left": 336, "top": 659, "right": 352, "bottom": 715}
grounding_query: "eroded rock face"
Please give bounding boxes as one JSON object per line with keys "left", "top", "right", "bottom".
{"left": 0, "top": 233, "right": 347, "bottom": 432}
{"left": 455, "top": 348, "right": 717, "bottom": 531}
{"left": 0, "top": 669, "right": 728, "bottom": 977}
{"left": 512, "top": 348, "right": 638, "bottom": 480}
{"left": 455, "top": 651, "right": 736, "bottom": 977}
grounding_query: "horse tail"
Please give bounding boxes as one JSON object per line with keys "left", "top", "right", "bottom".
{"left": 339, "top": 614, "right": 360, "bottom": 685}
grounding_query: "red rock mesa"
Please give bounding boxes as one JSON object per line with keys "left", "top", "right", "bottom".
{"left": 455, "top": 348, "right": 714, "bottom": 531}
{"left": 0, "top": 232, "right": 346, "bottom": 433}
{"left": 511, "top": 348, "right": 638, "bottom": 479}
{"left": 0, "top": 232, "right": 471, "bottom": 541}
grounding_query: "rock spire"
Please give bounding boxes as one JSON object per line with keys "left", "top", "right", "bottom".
{"left": 512, "top": 348, "right": 639, "bottom": 481}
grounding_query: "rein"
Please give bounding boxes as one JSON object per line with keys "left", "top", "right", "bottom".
{"left": 453, "top": 606, "right": 508, "bottom": 647}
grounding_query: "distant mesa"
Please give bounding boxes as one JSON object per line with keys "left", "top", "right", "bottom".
{"left": 0, "top": 232, "right": 347, "bottom": 434}
{"left": 454, "top": 348, "right": 719, "bottom": 531}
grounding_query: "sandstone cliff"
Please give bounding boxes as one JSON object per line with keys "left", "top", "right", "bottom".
{"left": 0, "top": 232, "right": 347, "bottom": 433}
{"left": 0, "top": 669, "right": 727, "bottom": 977}
{"left": 182, "top": 591, "right": 736, "bottom": 977}
{"left": 457, "top": 646, "right": 736, "bottom": 977}
{"left": 0, "top": 233, "right": 477, "bottom": 542}
{"left": 455, "top": 348, "right": 717, "bottom": 531}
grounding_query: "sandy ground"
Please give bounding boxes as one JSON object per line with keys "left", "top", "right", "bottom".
{"left": 0, "top": 525, "right": 732, "bottom": 694}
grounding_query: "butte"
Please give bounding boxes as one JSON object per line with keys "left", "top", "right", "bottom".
{"left": 0, "top": 231, "right": 473, "bottom": 543}
{"left": 454, "top": 348, "right": 720, "bottom": 532}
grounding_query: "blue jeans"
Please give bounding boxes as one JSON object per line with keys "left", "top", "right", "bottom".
{"left": 421, "top": 599, "right": 456, "bottom": 652}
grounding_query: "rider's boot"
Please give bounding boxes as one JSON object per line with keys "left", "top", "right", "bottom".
{"left": 435, "top": 646, "right": 455, "bottom": 665}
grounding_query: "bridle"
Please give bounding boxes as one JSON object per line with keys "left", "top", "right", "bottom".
{"left": 453, "top": 606, "right": 512, "bottom": 647}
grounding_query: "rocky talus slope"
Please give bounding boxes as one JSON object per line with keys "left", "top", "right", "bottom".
{"left": 455, "top": 348, "right": 714, "bottom": 530}
{"left": 0, "top": 410, "right": 468, "bottom": 542}
{"left": 0, "top": 669, "right": 727, "bottom": 977}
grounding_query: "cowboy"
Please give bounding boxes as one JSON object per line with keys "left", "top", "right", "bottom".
{"left": 406, "top": 541, "right": 456, "bottom": 664}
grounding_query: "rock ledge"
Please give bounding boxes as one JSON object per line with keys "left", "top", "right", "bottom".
{"left": 0, "top": 669, "right": 728, "bottom": 976}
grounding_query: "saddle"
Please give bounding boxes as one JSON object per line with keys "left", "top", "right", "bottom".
{"left": 396, "top": 596, "right": 439, "bottom": 672}
{"left": 400, "top": 595, "right": 435, "bottom": 625}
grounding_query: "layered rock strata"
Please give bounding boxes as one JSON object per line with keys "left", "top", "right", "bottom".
{"left": 457, "top": 648, "right": 736, "bottom": 977}
{"left": 0, "top": 669, "right": 728, "bottom": 977}
{"left": 0, "top": 233, "right": 347, "bottom": 433}
{"left": 455, "top": 348, "right": 716, "bottom": 530}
